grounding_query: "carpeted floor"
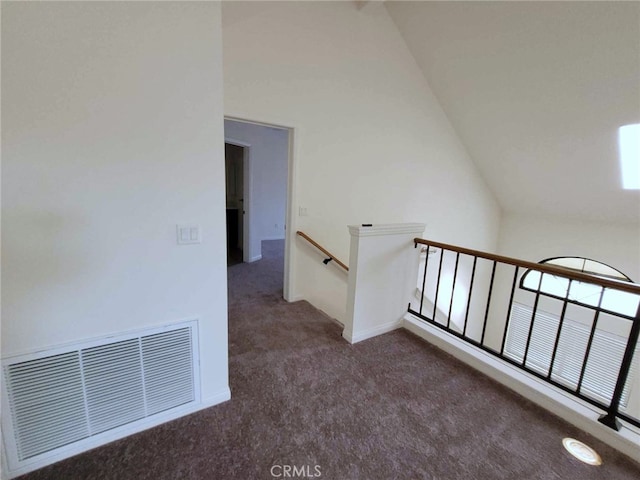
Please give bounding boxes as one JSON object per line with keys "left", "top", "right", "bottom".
{"left": 18, "top": 239, "right": 640, "bottom": 479}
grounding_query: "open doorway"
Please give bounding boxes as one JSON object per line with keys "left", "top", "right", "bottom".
{"left": 224, "top": 118, "right": 293, "bottom": 301}
{"left": 225, "top": 143, "right": 245, "bottom": 266}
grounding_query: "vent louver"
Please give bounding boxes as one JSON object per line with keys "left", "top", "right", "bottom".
{"left": 82, "top": 339, "right": 146, "bottom": 435}
{"left": 5, "top": 352, "right": 89, "bottom": 461}
{"left": 142, "top": 328, "right": 194, "bottom": 415}
{"left": 3, "top": 322, "right": 198, "bottom": 464}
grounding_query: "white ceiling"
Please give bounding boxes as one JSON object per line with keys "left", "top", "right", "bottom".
{"left": 386, "top": 1, "right": 640, "bottom": 224}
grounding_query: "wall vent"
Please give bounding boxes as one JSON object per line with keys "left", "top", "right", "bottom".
{"left": 2, "top": 321, "right": 199, "bottom": 468}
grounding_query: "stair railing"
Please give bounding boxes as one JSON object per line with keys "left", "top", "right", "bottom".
{"left": 409, "top": 237, "right": 640, "bottom": 432}
{"left": 296, "top": 231, "right": 349, "bottom": 272}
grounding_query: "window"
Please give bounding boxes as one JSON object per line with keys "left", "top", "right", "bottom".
{"left": 506, "top": 257, "right": 639, "bottom": 409}
{"left": 505, "top": 303, "right": 637, "bottom": 409}
{"left": 519, "top": 257, "right": 639, "bottom": 318}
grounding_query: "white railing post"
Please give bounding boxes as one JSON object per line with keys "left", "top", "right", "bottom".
{"left": 343, "top": 223, "right": 425, "bottom": 344}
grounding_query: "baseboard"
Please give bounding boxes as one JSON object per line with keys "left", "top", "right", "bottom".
{"left": 287, "top": 294, "right": 306, "bottom": 303}
{"left": 247, "top": 254, "right": 262, "bottom": 263}
{"left": 402, "top": 314, "right": 640, "bottom": 463}
{"left": 343, "top": 319, "right": 403, "bottom": 344}
{"left": 201, "top": 386, "right": 232, "bottom": 407}
{"left": 3, "top": 386, "right": 231, "bottom": 479}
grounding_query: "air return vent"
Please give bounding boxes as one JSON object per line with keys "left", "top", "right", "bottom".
{"left": 2, "top": 321, "right": 199, "bottom": 467}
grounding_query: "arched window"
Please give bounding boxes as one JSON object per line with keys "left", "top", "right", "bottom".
{"left": 519, "top": 257, "right": 638, "bottom": 318}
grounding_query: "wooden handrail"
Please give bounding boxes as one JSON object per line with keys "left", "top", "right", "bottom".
{"left": 414, "top": 237, "right": 640, "bottom": 295}
{"left": 414, "top": 236, "right": 640, "bottom": 432}
{"left": 296, "top": 231, "right": 349, "bottom": 271}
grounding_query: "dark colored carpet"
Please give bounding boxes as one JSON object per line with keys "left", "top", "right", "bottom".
{"left": 18, "top": 240, "right": 640, "bottom": 479}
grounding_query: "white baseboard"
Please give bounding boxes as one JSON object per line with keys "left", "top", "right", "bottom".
{"left": 403, "top": 314, "right": 640, "bottom": 463}
{"left": 343, "top": 319, "right": 403, "bottom": 344}
{"left": 201, "top": 386, "right": 231, "bottom": 407}
{"left": 3, "top": 386, "right": 231, "bottom": 479}
{"left": 332, "top": 318, "right": 345, "bottom": 328}
{"left": 247, "top": 254, "right": 262, "bottom": 263}
{"left": 286, "top": 294, "right": 306, "bottom": 303}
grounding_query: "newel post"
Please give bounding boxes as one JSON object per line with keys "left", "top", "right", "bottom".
{"left": 343, "top": 223, "right": 425, "bottom": 344}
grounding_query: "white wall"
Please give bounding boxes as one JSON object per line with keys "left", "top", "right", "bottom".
{"left": 222, "top": 1, "right": 501, "bottom": 322}
{"left": 498, "top": 213, "right": 640, "bottom": 281}
{"left": 224, "top": 119, "right": 288, "bottom": 262}
{"left": 2, "top": 0, "right": 228, "bottom": 435}
{"left": 475, "top": 214, "right": 640, "bottom": 351}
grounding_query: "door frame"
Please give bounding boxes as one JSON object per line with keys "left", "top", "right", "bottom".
{"left": 224, "top": 116, "right": 295, "bottom": 302}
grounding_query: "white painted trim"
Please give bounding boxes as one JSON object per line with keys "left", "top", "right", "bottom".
{"left": 201, "top": 386, "right": 232, "bottom": 407}
{"left": 1, "top": 438, "right": 9, "bottom": 480}
{"left": 344, "top": 222, "right": 424, "bottom": 346}
{"left": 1, "top": 317, "right": 201, "bottom": 360}
{"left": 343, "top": 319, "right": 403, "bottom": 344}
{"left": 223, "top": 137, "right": 251, "bottom": 149}
{"left": 348, "top": 223, "right": 426, "bottom": 237}
{"left": 247, "top": 254, "right": 262, "bottom": 263}
{"left": 332, "top": 318, "right": 345, "bottom": 328}
{"left": 224, "top": 115, "right": 291, "bottom": 132}
{"left": 3, "top": 388, "right": 230, "bottom": 479}
{"left": 283, "top": 125, "right": 296, "bottom": 302}
{"left": 402, "top": 314, "right": 640, "bottom": 462}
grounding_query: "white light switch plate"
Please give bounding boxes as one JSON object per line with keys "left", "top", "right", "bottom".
{"left": 177, "top": 224, "right": 201, "bottom": 245}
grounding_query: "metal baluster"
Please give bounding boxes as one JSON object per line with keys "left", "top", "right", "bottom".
{"left": 577, "top": 287, "right": 606, "bottom": 394}
{"left": 433, "top": 249, "right": 444, "bottom": 324}
{"left": 523, "top": 271, "right": 544, "bottom": 367}
{"left": 480, "top": 261, "right": 497, "bottom": 346}
{"left": 500, "top": 266, "right": 520, "bottom": 355}
{"left": 463, "top": 257, "right": 477, "bottom": 338}
{"left": 599, "top": 301, "right": 640, "bottom": 430}
{"left": 419, "top": 246, "right": 430, "bottom": 316}
{"left": 447, "top": 253, "right": 460, "bottom": 329}
{"left": 547, "top": 279, "right": 572, "bottom": 380}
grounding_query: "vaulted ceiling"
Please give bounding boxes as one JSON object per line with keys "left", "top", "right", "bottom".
{"left": 386, "top": 1, "right": 640, "bottom": 224}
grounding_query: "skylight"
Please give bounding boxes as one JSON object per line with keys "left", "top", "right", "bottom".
{"left": 619, "top": 123, "right": 640, "bottom": 190}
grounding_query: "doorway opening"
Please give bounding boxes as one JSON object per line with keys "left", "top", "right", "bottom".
{"left": 224, "top": 117, "right": 294, "bottom": 302}
{"left": 225, "top": 143, "right": 245, "bottom": 266}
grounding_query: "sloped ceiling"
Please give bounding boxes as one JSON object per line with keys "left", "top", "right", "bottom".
{"left": 386, "top": 1, "right": 640, "bottom": 224}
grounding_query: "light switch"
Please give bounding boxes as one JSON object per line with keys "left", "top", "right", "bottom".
{"left": 177, "top": 225, "right": 201, "bottom": 245}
